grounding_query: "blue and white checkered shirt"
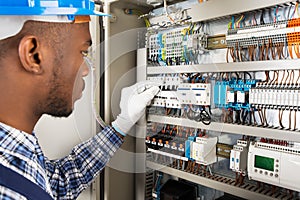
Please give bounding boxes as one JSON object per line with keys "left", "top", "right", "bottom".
{"left": 0, "top": 122, "right": 123, "bottom": 200}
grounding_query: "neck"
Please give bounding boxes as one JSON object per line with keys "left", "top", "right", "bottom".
{"left": 0, "top": 99, "right": 40, "bottom": 134}
{"left": 0, "top": 79, "right": 40, "bottom": 134}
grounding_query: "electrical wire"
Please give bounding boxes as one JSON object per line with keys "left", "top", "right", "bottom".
{"left": 260, "top": 10, "right": 265, "bottom": 25}
{"left": 251, "top": 109, "right": 257, "bottom": 126}
{"left": 124, "top": 8, "right": 151, "bottom": 27}
{"left": 288, "top": 2, "right": 295, "bottom": 20}
{"left": 263, "top": 108, "right": 268, "bottom": 127}
{"left": 274, "top": 6, "right": 279, "bottom": 23}
{"left": 280, "top": 70, "right": 286, "bottom": 84}
{"left": 87, "top": 56, "right": 108, "bottom": 129}
{"left": 235, "top": 15, "right": 244, "bottom": 28}
{"left": 258, "top": 108, "right": 264, "bottom": 125}
{"left": 296, "top": 69, "right": 300, "bottom": 85}
{"left": 279, "top": 109, "right": 284, "bottom": 129}
{"left": 163, "top": 0, "right": 175, "bottom": 23}
{"left": 253, "top": 12, "right": 258, "bottom": 25}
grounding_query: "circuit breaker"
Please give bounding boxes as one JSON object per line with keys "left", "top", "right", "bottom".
{"left": 230, "top": 140, "right": 249, "bottom": 173}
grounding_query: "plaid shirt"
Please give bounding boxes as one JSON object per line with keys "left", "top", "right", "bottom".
{"left": 0, "top": 122, "right": 123, "bottom": 200}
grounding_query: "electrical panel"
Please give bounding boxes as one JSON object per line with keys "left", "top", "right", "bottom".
{"left": 138, "top": 0, "right": 300, "bottom": 199}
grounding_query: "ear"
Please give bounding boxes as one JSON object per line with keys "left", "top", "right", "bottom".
{"left": 18, "top": 35, "right": 44, "bottom": 75}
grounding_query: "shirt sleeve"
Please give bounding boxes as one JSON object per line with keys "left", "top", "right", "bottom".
{"left": 44, "top": 126, "right": 123, "bottom": 200}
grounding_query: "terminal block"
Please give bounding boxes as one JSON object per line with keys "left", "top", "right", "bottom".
{"left": 147, "top": 25, "right": 208, "bottom": 66}
{"left": 152, "top": 91, "right": 180, "bottom": 108}
{"left": 147, "top": 75, "right": 180, "bottom": 91}
{"left": 249, "top": 84, "right": 300, "bottom": 108}
{"left": 226, "top": 21, "right": 288, "bottom": 49}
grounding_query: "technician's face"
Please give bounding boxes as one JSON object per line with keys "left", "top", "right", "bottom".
{"left": 46, "top": 22, "right": 91, "bottom": 117}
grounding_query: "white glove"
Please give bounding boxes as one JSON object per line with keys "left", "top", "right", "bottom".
{"left": 112, "top": 81, "right": 160, "bottom": 136}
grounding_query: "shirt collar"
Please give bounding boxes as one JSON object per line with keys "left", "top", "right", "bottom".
{"left": 0, "top": 122, "right": 37, "bottom": 160}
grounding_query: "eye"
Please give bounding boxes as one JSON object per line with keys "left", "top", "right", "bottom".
{"left": 81, "top": 49, "right": 94, "bottom": 69}
{"left": 81, "top": 45, "right": 93, "bottom": 57}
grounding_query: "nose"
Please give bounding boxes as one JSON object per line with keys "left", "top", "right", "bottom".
{"left": 82, "top": 57, "right": 91, "bottom": 77}
{"left": 82, "top": 62, "right": 90, "bottom": 77}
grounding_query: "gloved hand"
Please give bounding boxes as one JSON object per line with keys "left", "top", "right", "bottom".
{"left": 112, "top": 81, "right": 160, "bottom": 136}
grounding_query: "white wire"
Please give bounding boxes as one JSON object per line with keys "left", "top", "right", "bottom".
{"left": 84, "top": 56, "right": 107, "bottom": 129}
{"left": 163, "top": 0, "right": 174, "bottom": 23}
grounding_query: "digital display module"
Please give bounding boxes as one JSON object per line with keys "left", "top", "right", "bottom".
{"left": 254, "top": 155, "right": 274, "bottom": 171}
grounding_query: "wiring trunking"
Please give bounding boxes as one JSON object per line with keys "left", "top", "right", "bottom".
{"left": 142, "top": 1, "right": 300, "bottom": 199}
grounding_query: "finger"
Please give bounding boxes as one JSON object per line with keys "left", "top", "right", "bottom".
{"left": 126, "top": 81, "right": 162, "bottom": 94}
{"left": 138, "top": 86, "right": 160, "bottom": 105}
{"left": 137, "top": 81, "right": 162, "bottom": 93}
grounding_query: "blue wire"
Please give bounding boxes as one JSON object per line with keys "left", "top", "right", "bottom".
{"left": 274, "top": 6, "right": 280, "bottom": 22}
{"left": 189, "top": 50, "right": 194, "bottom": 64}
{"left": 290, "top": 5, "right": 296, "bottom": 19}
{"left": 231, "top": 16, "right": 235, "bottom": 29}
{"left": 184, "top": 46, "right": 189, "bottom": 64}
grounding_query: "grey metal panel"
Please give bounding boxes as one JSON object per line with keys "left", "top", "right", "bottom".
{"left": 136, "top": 48, "right": 148, "bottom": 200}
{"left": 148, "top": 115, "right": 300, "bottom": 142}
{"left": 147, "top": 59, "right": 300, "bottom": 74}
{"left": 189, "top": 0, "right": 295, "bottom": 23}
{"left": 106, "top": 2, "right": 148, "bottom": 200}
{"left": 137, "top": 48, "right": 147, "bottom": 82}
{"left": 146, "top": 161, "right": 276, "bottom": 200}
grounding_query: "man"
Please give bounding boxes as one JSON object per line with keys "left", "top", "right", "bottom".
{"left": 0, "top": 15, "right": 159, "bottom": 200}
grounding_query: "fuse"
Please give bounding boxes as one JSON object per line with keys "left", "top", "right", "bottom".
{"left": 284, "top": 90, "right": 289, "bottom": 106}
{"left": 146, "top": 136, "right": 151, "bottom": 144}
{"left": 230, "top": 140, "right": 249, "bottom": 173}
{"left": 288, "top": 90, "right": 294, "bottom": 106}
{"left": 158, "top": 139, "right": 164, "bottom": 148}
{"left": 298, "top": 90, "right": 300, "bottom": 106}
{"left": 171, "top": 142, "right": 177, "bottom": 150}
{"left": 249, "top": 88, "right": 254, "bottom": 104}
{"left": 237, "top": 91, "right": 245, "bottom": 103}
{"left": 294, "top": 90, "right": 299, "bottom": 106}
{"left": 261, "top": 88, "right": 266, "bottom": 104}
{"left": 253, "top": 89, "right": 258, "bottom": 104}
{"left": 257, "top": 89, "right": 262, "bottom": 104}
{"left": 152, "top": 138, "right": 157, "bottom": 145}
{"left": 271, "top": 89, "right": 276, "bottom": 105}
{"left": 164, "top": 141, "right": 170, "bottom": 149}
{"left": 280, "top": 89, "right": 285, "bottom": 106}
{"left": 227, "top": 91, "right": 235, "bottom": 103}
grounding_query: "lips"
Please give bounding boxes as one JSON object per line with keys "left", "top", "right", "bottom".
{"left": 73, "top": 79, "right": 85, "bottom": 101}
{"left": 82, "top": 80, "right": 85, "bottom": 92}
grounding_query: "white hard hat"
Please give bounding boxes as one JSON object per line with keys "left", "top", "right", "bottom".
{"left": 0, "top": 16, "right": 74, "bottom": 40}
{"left": 0, "top": 0, "right": 106, "bottom": 40}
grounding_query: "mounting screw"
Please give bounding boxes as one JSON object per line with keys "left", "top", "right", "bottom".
{"left": 110, "top": 14, "right": 117, "bottom": 23}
